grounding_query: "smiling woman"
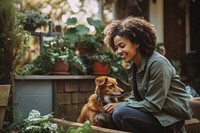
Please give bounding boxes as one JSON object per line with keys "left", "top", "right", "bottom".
{"left": 103, "top": 16, "right": 192, "bottom": 133}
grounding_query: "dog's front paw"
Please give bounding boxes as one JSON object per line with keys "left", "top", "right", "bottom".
{"left": 94, "top": 113, "right": 108, "bottom": 122}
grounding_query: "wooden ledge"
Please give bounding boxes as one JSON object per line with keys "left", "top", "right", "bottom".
{"left": 185, "top": 118, "right": 200, "bottom": 125}
{"left": 50, "top": 118, "right": 130, "bottom": 133}
{"left": 51, "top": 118, "right": 200, "bottom": 133}
{"left": 185, "top": 118, "right": 200, "bottom": 133}
{"left": 14, "top": 75, "right": 97, "bottom": 80}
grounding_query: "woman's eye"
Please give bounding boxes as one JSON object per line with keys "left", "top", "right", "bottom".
{"left": 119, "top": 44, "right": 125, "bottom": 48}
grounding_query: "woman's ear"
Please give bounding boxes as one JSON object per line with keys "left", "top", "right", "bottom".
{"left": 136, "top": 43, "right": 140, "bottom": 48}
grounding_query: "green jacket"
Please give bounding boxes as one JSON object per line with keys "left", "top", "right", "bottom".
{"left": 125, "top": 51, "right": 193, "bottom": 127}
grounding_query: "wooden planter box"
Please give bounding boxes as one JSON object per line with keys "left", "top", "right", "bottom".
{"left": 51, "top": 118, "right": 200, "bottom": 133}
{"left": 0, "top": 85, "right": 11, "bottom": 129}
{"left": 50, "top": 118, "right": 130, "bottom": 133}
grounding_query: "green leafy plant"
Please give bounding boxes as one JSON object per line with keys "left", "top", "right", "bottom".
{"left": 90, "top": 50, "right": 112, "bottom": 65}
{"left": 109, "top": 53, "right": 127, "bottom": 82}
{"left": 44, "top": 38, "right": 75, "bottom": 64}
{"left": 66, "top": 120, "right": 91, "bottom": 133}
{"left": 15, "top": 37, "right": 87, "bottom": 75}
{"left": 0, "top": 110, "right": 66, "bottom": 133}
{"left": 89, "top": 49, "right": 127, "bottom": 80}
{"left": 1, "top": 110, "right": 92, "bottom": 133}
{"left": 19, "top": 110, "right": 57, "bottom": 133}
{"left": 65, "top": 17, "right": 104, "bottom": 48}
{"left": 19, "top": 10, "right": 48, "bottom": 31}
{"left": 0, "top": 0, "right": 29, "bottom": 84}
{"left": 44, "top": 37, "right": 87, "bottom": 75}
{"left": 15, "top": 51, "right": 52, "bottom": 75}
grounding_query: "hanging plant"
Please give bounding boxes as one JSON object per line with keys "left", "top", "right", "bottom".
{"left": 19, "top": 10, "right": 48, "bottom": 32}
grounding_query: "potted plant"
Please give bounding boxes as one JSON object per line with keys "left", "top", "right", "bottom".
{"left": 64, "top": 17, "right": 104, "bottom": 56}
{"left": 90, "top": 50, "right": 112, "bottom": 75}
{"left": 0, "top": 85, "right": 10, "bottom": 129}
{"left": 45, "top": 38, "right": 71, "bottom": 75}
{"left": 15, "top": 37, "right": 87, "bottom": 75}
{"left": 89, "top": 49, "right": 127, "bottom": 82}
{"left": 0, "top": 0, "right": 31, "bottom": 126}
{"left": 19, "top": 10, "right": 48, "bottom": 32}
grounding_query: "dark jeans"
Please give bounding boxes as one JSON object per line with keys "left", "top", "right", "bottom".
{"left": 112, "top": 104, "right": 180, "bottom": 133}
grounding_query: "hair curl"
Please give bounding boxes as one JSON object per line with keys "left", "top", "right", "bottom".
{"left": 103, "top": 16, "right": 157, "bottom": 57}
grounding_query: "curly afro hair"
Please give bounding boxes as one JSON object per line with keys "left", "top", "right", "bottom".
{"left": 103, "top": 16, "right": 157, "bottom": 57}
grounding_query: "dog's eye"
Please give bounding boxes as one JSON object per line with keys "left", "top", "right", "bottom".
{"left": 108, "top": 85, "right": 114, "bottom": 89}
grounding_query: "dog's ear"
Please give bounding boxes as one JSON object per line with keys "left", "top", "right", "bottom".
{"left": 95, "top": 76, "right": 107, "bottom": 86}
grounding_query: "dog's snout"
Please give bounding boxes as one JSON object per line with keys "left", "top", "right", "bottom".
{"left": 111, "top": 87, "right": 124, "bottom": 96}
{"left": 118, "top": 87, "right": 124, "bottom": 93}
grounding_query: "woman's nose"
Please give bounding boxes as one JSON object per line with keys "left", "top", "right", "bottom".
{"left": 116, "top": 48, "right": 122, "bottom": 55}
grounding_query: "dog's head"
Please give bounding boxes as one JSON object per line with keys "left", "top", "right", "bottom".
{"left": 95, "top": 76, "right": 124, "bottom": 104}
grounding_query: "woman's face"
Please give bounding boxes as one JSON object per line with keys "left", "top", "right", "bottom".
{"left": 113, "top": 35, "right": 139, "bottom": 62}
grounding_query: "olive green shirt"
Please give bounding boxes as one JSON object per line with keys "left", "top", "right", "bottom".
{"left": 125, "top": 51, "right": 193, "bottom": 127}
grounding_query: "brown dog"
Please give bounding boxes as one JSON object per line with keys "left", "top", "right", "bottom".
{"left": 77, "top": 76, "right": 124, "bottom": 128}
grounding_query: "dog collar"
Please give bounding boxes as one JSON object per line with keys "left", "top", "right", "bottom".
{"left": 95, "top": 93, "right": 107, "bottom": 106}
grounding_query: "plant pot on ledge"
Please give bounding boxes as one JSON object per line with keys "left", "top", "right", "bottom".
{"left": 90, "top": 50, "right": 112, "bottom": 75}
{"left": 92, "top": 61, "right": 110, "bottom": 75}
{"left": 51, "top": 61, "right": 69, "bottom": 75}
{"left": 0, "top": 85, "right": 11, "bottom": 129}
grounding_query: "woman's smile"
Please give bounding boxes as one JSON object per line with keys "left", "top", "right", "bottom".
{"left": 121, "top": 52, "right": 127, "bottom": 60}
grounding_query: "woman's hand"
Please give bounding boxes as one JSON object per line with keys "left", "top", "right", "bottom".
{"left": 103, "top": 103, "right": 119, "bottom": 113}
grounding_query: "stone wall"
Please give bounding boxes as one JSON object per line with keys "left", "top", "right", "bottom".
{"left": 53, "top": 78, "right": 96, "bottom": 122}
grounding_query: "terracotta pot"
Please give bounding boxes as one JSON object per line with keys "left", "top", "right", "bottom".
{"left": 0, "top": 85, "right": 11, "bottom": 129}
{"left": 92, "top": 61, "right": 110, "bottom": 75}
{"left": 189, "top": 97, "right": 200, "bottom": 120}
{"left": 51, "top": 61, "right": 69, "bottom": 75}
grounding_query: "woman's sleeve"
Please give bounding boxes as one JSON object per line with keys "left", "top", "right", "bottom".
{"left": 126, "top": 58, "right": 173, "bottom": 113}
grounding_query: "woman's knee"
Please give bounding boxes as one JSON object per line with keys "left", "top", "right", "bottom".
{"left": 112, "top": 105, "right": 126, "bottom": 121}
